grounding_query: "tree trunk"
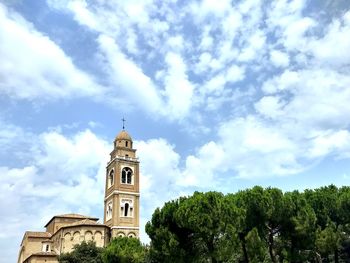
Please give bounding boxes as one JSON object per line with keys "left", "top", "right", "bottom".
{"left": 268, "top": 230, "right": 277, "bottom": 263}
{"left": 290, "top": 240, "right": 295, "bottom": 263}
{"left": 314, "top": 251, "right": 322, "bottom": 263}
{"left": 209, "top": 238, "right": 217, "bottom": 263}
{"left": 240, "top": 233, "right": 249, "bottom": 263}
{"left": 334, "top": 248, "right": 339, "bottom": 263}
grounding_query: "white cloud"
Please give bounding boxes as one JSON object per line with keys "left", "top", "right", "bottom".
{"left": 218, "top": 116, "right": 302, "bottom": 177}
{"left": 180, "top": 141, "right": 226, "bottom": 186}
{"left": 262, "top": 70, "right": 300, "bottom": 94}
{"left": 176, "top": 115, "right": 302, "bottom": 181}
{"left": 308, "top": 130, "right": 350, "bottom": 158}
{"left": 308, "top": 11, "right": 350, "bottom": 67}
{"left": 255, "top": 96, "right": 285, "bottom": 119}
{"left": 226, "top": 65, "right": 245, "bottom": 83}
{"left": 203, "top": 74, "right": 226, "bottom": 94}
{"left": 262, "top": 69, "right": 350, "bottom": 130}
{"left": 67, "top": 0, "right": 99, "bottom": 31}
{"left": 270, "top": 50, "right": 290, "bottom": 67}
{"left": 199, "top": 26, "right": 214, "bottom": 51}
{"left": 238, "top": 30, "right": 266, "bottom": 62}
{"left": 163, "top": 52, "right": 195, "bottom": 119}
{"left": 166, "top": 35, "right": 185, "bottom": 52}
{"left": 0, "top": 127, "right": 110, "bottom": 262}
{"left": 195, "top": 52, "right": 213, "bottom": 73}
{"left": 190, "top": 0, "right": 232, "bottom": 21}
{"left": 36, "top": 130, "right": 109, "bottom": 182}
{"left": 0, "top": 4, "right": 103, "bottom": 101}
{"left": 97, "top": 34, "right": 164, "bottom": 114}
{"left": 134, "top": 138, "right": 182, "bottom": 242}
{"left": 282, "top": 17, "right": 316, "bottom": 50}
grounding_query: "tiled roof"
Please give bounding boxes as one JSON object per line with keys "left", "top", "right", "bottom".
{"left": 44, "top": 213, "right": 98, "bottom": 227}
{"left": 31, "top": 252, "right": 57, "bottom": 256}
{"left": 64, "top": 218, "right": 106, "bottom": 228}
{"left": 24, "top": 252, "right": 57, "bottom": 262}
{"left": 25, "top": 231, "right": 51, "bottom": 238}
{"left": 55, "top": 213, "right": 97, "bottom": 219}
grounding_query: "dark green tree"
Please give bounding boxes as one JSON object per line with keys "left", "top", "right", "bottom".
{"left": 264, "top": 187, "right": 285, "bottom": 263}
{"left": 146, "top": 197, "right": 192, "bottom": 262}
{"left": 233, "top": 186, "right": 270, "bottom": 262}
{"left": 279, "top": 191, "right": 317, "bottom": 262}
{"left": 102, "top": 237, "right": 146, "bottom": 263}
{"left": 58, "top": 241, "right": 103, "bottom": 263}
{"left": 145, "top": 185, "right": 350, "bottom": 263}
{"left": 175, "top": 191, "right": 240, "bottom": 263}
{"left": 146, "top": 192, "right": 241, "bottom": 262}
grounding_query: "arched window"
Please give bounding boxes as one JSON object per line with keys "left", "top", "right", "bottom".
{"left": 124, "top": 203, "right": 129, "bottom": 216}
{"left": 121, "top": 167, "right": 133, "bottom": 184}
{"left": 125, "top": 141, "right": 128, "bottom": 147}
{"left": 120, "top": 199, "right": 133, "bottom": 217}
{"left": 108, "top": 170, "right": 114, "bottom": 187}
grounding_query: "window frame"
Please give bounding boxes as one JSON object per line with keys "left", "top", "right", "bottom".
{"left": 121, "top": 167, "right": 134, "bottom": 185}
{"left": 120, "top": 198, "right": 133, "bottom": 218}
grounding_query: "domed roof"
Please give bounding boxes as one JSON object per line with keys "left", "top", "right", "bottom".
{"left": 115, "top": 130, "right": 132, "bottom": 141}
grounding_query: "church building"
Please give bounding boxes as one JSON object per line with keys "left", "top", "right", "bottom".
{"left": 17, "top": 129, "right": 140, "bottom": 263}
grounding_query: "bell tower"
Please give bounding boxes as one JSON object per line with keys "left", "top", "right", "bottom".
{"left": 104, "top": 129, "right": 140, "bottom": 239}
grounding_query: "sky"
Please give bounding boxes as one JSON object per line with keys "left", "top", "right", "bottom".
{"left": 1, "top": 0, "right": 350, "bottom": 261}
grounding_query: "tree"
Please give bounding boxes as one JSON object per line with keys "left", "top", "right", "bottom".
{"left": 233, "top": 186, "right": 270, "bottom": 263}
{"left": 264, "top": 187, "right": 285, "bottom": 263}
{"left": 175, "top": 191, "right": 240, "bottom": 263}
{"left": 102, "top": 237, "right": 146, "bottom": 263}
{"left": 58, "top": 241, "right": 103, "bottom": 263}
{"left": 316, "top": 222, "right": 340, "bottom": 261}
{"left": 146, "top": 192, "right": 241, "bottom": 262}
{"left": 146, "top": 185, "right": 350, "bottom": 263}
{"left": 146, "top": 197, "right": 192, "bottom": 262}
{"left": 279, "top": 191, "right": 317, "bottom": 262}
{"left": 245, "top": 227, "right": 269, "bottom": 263}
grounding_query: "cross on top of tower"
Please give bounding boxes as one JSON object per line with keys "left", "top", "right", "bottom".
{"left": 122, "top": 117, "right": 126, "bottom": 130}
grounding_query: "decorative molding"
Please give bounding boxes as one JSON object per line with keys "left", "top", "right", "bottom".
{"left": 107, "top": 156, "right": 139, "bottom": 167}
{"left": 105, "top": 190, "right": 140, "bottom": 201}
{"left": 111, "top": 226, "right": 139, "bottom": 230}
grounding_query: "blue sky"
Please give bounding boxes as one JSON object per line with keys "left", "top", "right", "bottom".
{"left": 1, "top": 0, "right": 350, "bottom": 261}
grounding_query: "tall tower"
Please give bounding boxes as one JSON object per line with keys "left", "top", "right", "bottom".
{"left": 104, "top": 129, "right": 140, "bottom": 239}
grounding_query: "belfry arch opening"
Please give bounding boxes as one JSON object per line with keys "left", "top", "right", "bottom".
{"left": 121, "top": 167, "right": 133, "bottom": 184}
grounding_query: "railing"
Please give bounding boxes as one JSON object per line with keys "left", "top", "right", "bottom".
{"left": 117, "top": 155, "right": 138, "bottom": 161}
{"left": 107, "top": 155, "right": 139, "bottom": 166}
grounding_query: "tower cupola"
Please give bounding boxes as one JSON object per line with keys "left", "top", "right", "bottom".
{"left": 114, "top": 130, "right": 133, "bottom": 149}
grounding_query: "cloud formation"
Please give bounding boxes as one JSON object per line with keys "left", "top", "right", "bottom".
{"left": 0, "top": 4, "right": 104, "bottom": 101}
{"left": 1, "top": 1, "right": 350, "bottom": 260}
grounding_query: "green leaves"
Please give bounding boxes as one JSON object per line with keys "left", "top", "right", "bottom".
{"left": 102, "top": 237, "right": 146, "bottom": 263}
{"left": 58, "top": 241, "right": 103, "bottom": 263}
{"left": 146, "top": 185, "right": 350, "bottom": 263}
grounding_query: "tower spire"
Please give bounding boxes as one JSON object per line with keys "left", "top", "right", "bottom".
{"left": 121, "top": 117, "right": 126, "bottom": 130}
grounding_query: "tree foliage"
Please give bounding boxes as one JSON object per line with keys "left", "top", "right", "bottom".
{"left": 58, "top": 241, "right": 103, "bottom": 263}
{"left": 102, "top": 237, "right": 147, "bottom": 263}
{"left": 146, "top": 185, "right": 350, "bottom": 263}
